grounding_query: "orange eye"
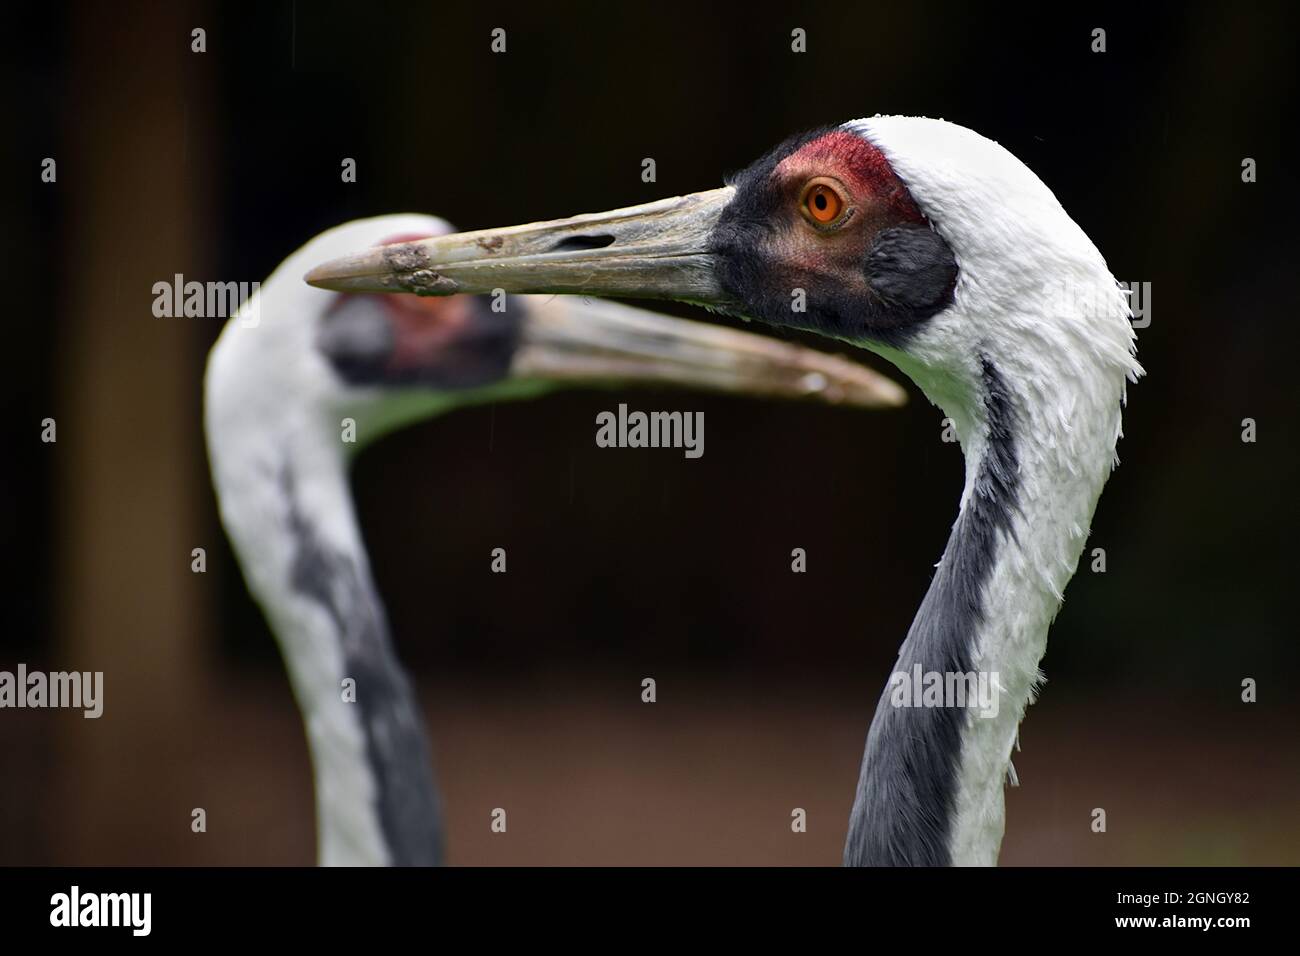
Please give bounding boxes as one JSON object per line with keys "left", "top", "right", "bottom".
{"left": 804, "top": 182, "right": 843, "bottom": 223}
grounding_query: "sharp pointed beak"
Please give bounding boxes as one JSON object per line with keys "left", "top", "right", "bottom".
{"left": 511, "top": 295, "right": 906, "bottom": 408}
{"left": 304, "top": 188, "right": 738, "bottom": 308}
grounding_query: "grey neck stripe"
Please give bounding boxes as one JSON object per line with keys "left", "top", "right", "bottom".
{"left": 843, "top": 356, "right": 1021, "bottom": 866}
{"left": 283, "top": 470, "right": 445, "bottom": 866}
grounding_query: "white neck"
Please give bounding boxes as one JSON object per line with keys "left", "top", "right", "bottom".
{"left": 845, "top": 342, "right": 1128, "bottom": 865}
{"left": 841, "top": 115, "right": 1141, "bottom": 866}
{"left": 210, "top": 417, "right": 447, "bottom": 866}
{"left": 207, "top": 409, "right": 400, "bottom": 865}
{"left": 947, "top": 361, "right": 1122, "bottom": 864}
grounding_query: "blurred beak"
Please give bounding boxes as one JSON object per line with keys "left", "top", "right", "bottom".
{"left": 305, "top": 188, "right": 738, "bottom": 308}
{"left": 510, "top": 295, "right": 905, "bottom": 408}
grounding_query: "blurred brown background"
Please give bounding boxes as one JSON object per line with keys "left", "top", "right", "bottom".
{"left": 1, "top": 1, "right": 1297, "bottom": 865}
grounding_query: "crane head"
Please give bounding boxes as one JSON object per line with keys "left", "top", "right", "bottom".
{"left": 302, "top": 125, "right": 960, "bottom": 351}
{"left": 304, "top": 120, "right": 1140, "bottom": 423}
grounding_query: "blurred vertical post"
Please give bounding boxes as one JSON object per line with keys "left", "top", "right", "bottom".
{"left": 54, "top": 1, "right": 213, "bottom": 862}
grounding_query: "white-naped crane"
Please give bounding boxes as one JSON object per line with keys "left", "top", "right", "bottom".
{"left": 205, "top": 213, "right": 906, "bottom": 866}
{"left": 306, "top": 118, "right": 1143, "bottom": 866}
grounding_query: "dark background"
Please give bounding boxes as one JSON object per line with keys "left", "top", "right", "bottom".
{"left": 2, "top": 1, "right": 1296, "bottom": 865}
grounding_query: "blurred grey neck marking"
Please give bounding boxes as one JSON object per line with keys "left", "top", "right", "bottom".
{"left": 282, "top": 469, "right": 444, "bottom": 866}
{"left": 844, "top": 356, "right": 1020, "bottom": 866}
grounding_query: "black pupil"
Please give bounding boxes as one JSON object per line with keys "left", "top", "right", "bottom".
{"left": 814, "top": 192, "right": 827, "bottom": 210}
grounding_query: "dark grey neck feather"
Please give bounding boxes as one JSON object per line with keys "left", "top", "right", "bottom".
{"left": 283, "top": 470, "right": 444, "bottom": 866}
{"left": 843, "top": 357, "right": 1020, "bottom": 866}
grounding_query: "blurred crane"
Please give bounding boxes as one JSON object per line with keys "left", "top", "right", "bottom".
{"left": 206, "top": 214, "right": 905, "bottom": 865}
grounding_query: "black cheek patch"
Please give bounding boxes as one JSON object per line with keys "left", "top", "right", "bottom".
{"left": 865, "top": 225, "right": 959, "bottom": 318}
{"left": 317, "top": 298, "right": 396, "bottom": 382}
{"left": 318, "top": 294, "right": 522, "bottom": 390}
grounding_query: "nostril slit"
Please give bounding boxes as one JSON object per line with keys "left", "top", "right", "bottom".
{"left": 549, "top": 234, "right": 616, "bottom": 252}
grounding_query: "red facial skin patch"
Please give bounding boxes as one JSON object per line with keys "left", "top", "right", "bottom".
{"left": 381, "top": 294, "right": 481, "bottom": 373}
{"left": 776, "top": 130, "right": 926, "bottom": 225}
{"left": 326, "top": 232, "right": 482, "bottom": 373}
